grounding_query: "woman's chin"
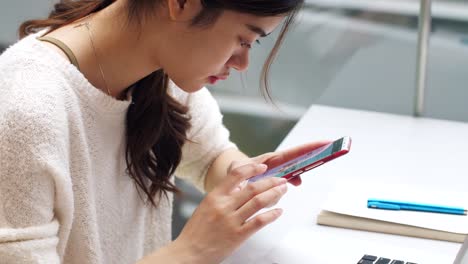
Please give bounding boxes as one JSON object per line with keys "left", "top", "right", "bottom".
{"left": 170, "top": 79, "right": 206, "bottom": 93}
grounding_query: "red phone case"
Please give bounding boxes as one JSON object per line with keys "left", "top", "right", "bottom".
{"left": 249, "top": 137, "right": 352, "bottom": 182}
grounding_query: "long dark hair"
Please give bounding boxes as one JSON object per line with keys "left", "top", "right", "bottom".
{"left": 19, "top": 0, "right": 304, "bottom": 206}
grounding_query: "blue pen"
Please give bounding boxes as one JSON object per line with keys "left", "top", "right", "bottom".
{"left": 367, "top": 199, "right": 467, "bottom": 216}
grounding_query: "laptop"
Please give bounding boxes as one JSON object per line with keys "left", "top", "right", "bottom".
{"left": 235, "top": 225, "right": 468, "bottom": 264}
{"left": 357, "top": 236, "right": 468, "bottom": 264}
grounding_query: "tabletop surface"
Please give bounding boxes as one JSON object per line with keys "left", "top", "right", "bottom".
{"left": 223, "top": 105, "right": 468, "bottom": 264}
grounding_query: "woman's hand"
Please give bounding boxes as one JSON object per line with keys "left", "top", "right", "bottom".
{"left": 173, "top": 162, "right": 287, "bottom": 264}
{"left": 172, "top": 140, "right": 332, "bottom": 264}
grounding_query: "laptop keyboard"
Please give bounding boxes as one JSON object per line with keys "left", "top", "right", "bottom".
{"left": 358, "top": 254, "right": 418, "bottom": 264}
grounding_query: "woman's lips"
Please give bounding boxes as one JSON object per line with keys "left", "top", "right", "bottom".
{"left": 208, "top": 76, "right": 219, "bottom": 84}
{"left": 208, "top": 75, "right": 228, "bottom": 84}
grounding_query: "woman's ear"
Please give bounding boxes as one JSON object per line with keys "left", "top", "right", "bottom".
{"left": 167, "top": 0, "right": 202, "bottom": 22}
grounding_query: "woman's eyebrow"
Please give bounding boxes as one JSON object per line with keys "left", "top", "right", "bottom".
{"left": 245, "top": 24, "right": 271, "bottom": 37}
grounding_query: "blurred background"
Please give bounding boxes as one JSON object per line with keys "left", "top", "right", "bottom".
{"left": 2, "top": 0, "right": 468, "bottom": 239}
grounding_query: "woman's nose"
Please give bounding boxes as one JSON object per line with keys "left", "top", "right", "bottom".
{"left": 226, "top": 51, "right": 249, "bottom": 72}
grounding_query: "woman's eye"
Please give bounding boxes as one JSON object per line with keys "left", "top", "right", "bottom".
{"left": 240, "top": 39, "right": 261, "bottom": 49}
{"left": 240, "top": 40, "right": 252, "bottom": 49}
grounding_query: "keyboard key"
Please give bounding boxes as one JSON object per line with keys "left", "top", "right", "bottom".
{"left": 405, "top": 262, "right": 418, "bottom": 264}
{"left": 358, "top": 255, "right": 378, "bottom": 264}
{"left": 390, "top": 261, "right": 404, "bottom": 264}
{"left": 362, "top": 255, "right": 378, "bottom": 261}
{"left": 375, "top": 257, "right": 391, "bottom": 264}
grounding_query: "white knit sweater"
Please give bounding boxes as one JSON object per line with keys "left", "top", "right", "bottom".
{"left": 0, "top": 32, "right": 236, "bottom": 264}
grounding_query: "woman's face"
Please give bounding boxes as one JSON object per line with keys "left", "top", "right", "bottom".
{"left": 153, "top": 4, "right": 285, "bottom": 93}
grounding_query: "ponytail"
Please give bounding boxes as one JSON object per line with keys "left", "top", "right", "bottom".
{"left": 126, "top": 71, "right": 191, "bottom": 205}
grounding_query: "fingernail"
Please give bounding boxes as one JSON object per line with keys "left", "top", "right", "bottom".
{"left": 277, "top": 178, "right": 287, "bottom": 184}
{"left": 257, "top": 164, "right": 268, "bottom": 170}
{"left": 278, "top": 183, "right": 288, "bottom": 193}
{"left": 275, "top": 208, "right": 283, "bottom": 217}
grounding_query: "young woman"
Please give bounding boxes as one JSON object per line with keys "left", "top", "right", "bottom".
{"left": 0, "top": 0, "right": 329, "bottom": 263}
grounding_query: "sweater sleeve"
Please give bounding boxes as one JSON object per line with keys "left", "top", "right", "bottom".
{"left": 0, "top": 105, "right": 69, "bottom": 263}
{"left": 174, "top": 87, "right": 237, "bottom": 193}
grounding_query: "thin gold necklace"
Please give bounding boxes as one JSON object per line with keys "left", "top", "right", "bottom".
{"left": 74, "top": 17, "right": 112, "bottom": 97}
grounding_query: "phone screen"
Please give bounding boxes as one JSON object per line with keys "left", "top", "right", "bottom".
{"left": 249, "top": 137, "right": 350, "bottom": 182}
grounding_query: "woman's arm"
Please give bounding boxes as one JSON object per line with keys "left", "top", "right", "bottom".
{"left": 136, "top": 241, "right": 200, "bottom": 264}
{"left": 204, "top": 148, "right": 249, "bottom": 192}
{"left": 0, "top": 104, "right": 68, "bottom": 263}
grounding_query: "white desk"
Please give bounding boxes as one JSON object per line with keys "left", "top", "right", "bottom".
{"left": 223, "top": 105, "right": 468, "bottom": 264}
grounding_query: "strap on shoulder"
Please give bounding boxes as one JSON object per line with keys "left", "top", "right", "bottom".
{"left": 37, "top": 36, "right": 80, "bottom": 70}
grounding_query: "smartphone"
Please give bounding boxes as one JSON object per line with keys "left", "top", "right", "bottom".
{"left": 248, "top": 136, "right": 352, "bottom": 182}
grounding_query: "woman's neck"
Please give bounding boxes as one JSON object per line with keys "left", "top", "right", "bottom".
{"left": 46, "top": 0, "right": 165, "bottom": 99}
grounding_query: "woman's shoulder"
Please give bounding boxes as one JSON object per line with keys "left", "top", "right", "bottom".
{"left": 0, "top": 44, "right": 71, "bottom": 142}
{"left": 0, "top": 34, "right": 76, "bottom": 117}
{"left": 0, "top": 31, "right": 80, "bottom": 89}
{"left": 0, "top": 87, "right": 69, "bottom": 144}
{"left": 1, "top": 33, "right": 65, "bottom": 81}
{"left": 0, "top": 68, "right": 69, "bottom": 128}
